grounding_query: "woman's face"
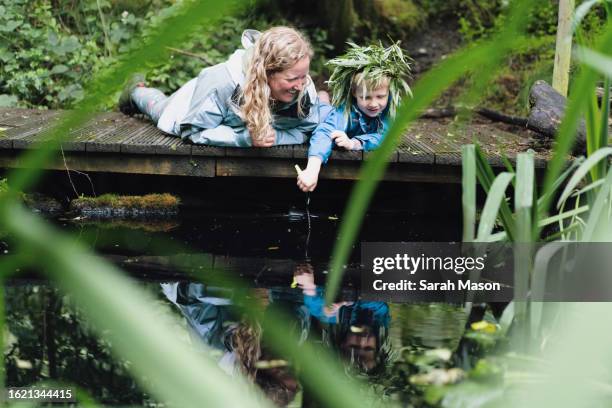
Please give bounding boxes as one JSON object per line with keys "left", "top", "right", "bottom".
{"left": 268, "top": 57, "right": 310, "bottom": 103}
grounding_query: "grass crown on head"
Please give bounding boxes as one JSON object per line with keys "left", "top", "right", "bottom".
{"left": 326, "top": 41, "right": 412, "bottom": 118}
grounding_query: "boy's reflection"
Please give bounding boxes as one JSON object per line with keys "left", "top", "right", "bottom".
{"left": 160, "top": 282, "right": 301, "bottom": 406}
{"left": 294, "top": 264, "right": 391, "bottom": 374}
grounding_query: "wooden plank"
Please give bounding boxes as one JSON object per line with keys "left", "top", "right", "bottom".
{"left": 86, "top": 115, "right": 144, "bottom": 153}
{"left": 428, "top": 130, "right": 463, "bottom": 165}
{"left": 292, "top": 143, "right": 363, "bottom": 161}
{"left": 9, "top": 112, "right": 65, "bottom": 149}
{"left": 191, "top": 143, "right": 226, "bottom": 157}
{"left": 225, "top": 144, "right": 294, "bottom": 159}
{"left": 32, "top": 112, "right": 121, "bottom": 152}
{"left": 397, "top": 131, "right": 435, "bottom": 164}
{"left": 215, "top": 157, "right": 461, "bottom": 183}
{"left": 293, "top": 144, "right": 309, "bottom": 159}
{"left": 364, "top": 149, "right": 398, "bottom": 163}
{"left": 155, "top": 135, "right": 192, "bottom": 155}
{"left": 330, "top": 149, "right": 363, "bottom": 161}
{"left": 0, "top": 151, "right": 215, "bottom": 177}
{"left": 61, "top": 112, "right": 121, "bottom": 152}
{"left": 120, "top": 124, "right": 168, "bottom": 154}
{"left": 216, "top": 158, "right": 296, "bottom": 178}
{"left": 0, "top": 108, "right": 58, "bottom": 127}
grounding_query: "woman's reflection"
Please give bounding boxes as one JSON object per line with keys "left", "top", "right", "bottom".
{"left": 160, "top": 282, "right": 301, "bottom": 406}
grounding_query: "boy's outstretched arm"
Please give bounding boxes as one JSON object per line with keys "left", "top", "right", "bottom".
{"left": 298, "top": 108, "right": 347, "bottom": 192}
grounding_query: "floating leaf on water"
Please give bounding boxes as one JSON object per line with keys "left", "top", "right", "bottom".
{"left": 424, "top": 348, "right": 452, "bottom": 362}
{"left": 410, "top": 368, "right": 465, "bottom": 386}
{"left": 255, "top": 359, "right": 289, "bottom": 369}
{"left": 470, "top": 320, "right": 498, "bottom": 333}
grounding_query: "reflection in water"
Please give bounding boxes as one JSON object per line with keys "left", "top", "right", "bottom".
{"left": 5, "top": 277, "right": 467, "bottom": 406}
{"left": 294, "top": 264, "right": 391, "bottom": 375}
{"left": 399, "top": 304, "right": 466, "bottom": 351}
{"left": 4, "top": 202, "right": 464, "bottom": 406}
{"left": 161, "top": 282, "right": 306, "bottom": 406}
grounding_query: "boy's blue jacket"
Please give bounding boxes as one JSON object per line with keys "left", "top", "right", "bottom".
{"left": 308, "top": 103, "right": 389, "bottom": 163}
{"left": 304, "top": 287, "right": 390, "bottom": 327}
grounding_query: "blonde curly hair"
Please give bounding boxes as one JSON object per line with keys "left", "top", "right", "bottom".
{"left": 240, "top": 27, "right": 313, "bottom": 143}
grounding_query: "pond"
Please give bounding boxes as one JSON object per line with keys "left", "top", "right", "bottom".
{"left": 3, "top": 175, "right": 470, "bottom": 407}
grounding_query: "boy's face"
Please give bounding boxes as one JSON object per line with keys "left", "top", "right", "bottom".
{"left": 352, "top": 84, "right": 389, "bottom": 118}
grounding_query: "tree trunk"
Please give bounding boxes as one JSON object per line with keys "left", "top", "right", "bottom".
{"left": 528, "top": 80, "right": 587, "bottom": 153}
{"left": 317, "top": 0, "right": 358, "bottom": 50}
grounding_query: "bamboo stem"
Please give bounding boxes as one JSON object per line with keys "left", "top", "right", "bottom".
{"left": 552, "top": 0, "right": 575, "bottom": 97}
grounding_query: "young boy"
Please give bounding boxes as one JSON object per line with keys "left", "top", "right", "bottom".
{"left": 297, "top": 42, "right": 411, "bottom": 192}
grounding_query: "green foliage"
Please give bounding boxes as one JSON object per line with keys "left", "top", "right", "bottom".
{"left": 146, "top": 16, "right": 333, "bottom": 96}
{"left": 372, "top": 0, "right": 426, "bottom": 31}
{"left": 457, "top": 1, "right": 606, "bottom": 42}
{"left": 452, "top": 0, "right": 607, "bottom": 115}
{"left": 4, "top": 285, "right": 162, "bottom": 405}
{"left": 0, "top": 0, "right": 165, "bottom": 109}
{"left": 0, "top": 1, "right": 333, "bottom": 110}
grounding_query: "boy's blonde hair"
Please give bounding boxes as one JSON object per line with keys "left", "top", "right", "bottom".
{"left": 350, "top": 72, "right": 391, "bottom": 109}
{"left": 240, "top": 26, "right": 313, "bottom": 143}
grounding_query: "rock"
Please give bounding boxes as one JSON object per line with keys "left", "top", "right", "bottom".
{"left": 22, "top": 193, "right": 63, "bottom": 215}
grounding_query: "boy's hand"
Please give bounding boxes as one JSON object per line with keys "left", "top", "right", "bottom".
{"left": 294, "top": 269, "right": 316, "bottom": 296}
{"left": 297, "top": 166, "right": 319, "bottom": 192}
{"left": 331, "top": 130, "right": 358, "bottom": 150}
{"left": 296, "top": 157, "right": 322, "bottom": 192}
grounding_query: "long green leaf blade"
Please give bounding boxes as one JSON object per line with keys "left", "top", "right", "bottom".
{"left": 463, "top": 145, "right": 477, "bottom": 242}
{"left": 556, "top": 147, "right": 612, "bottom": 207}
{"left": 476, "top": 172, "right": 515, "bottom": 241}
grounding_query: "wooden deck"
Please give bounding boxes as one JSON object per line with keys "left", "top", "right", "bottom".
{"left": 0, "top": 108, "right": 547, "bottom": 183}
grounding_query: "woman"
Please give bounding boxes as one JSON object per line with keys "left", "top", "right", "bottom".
{"left": 119, "top": 27, "right": 319, "bottom": 147}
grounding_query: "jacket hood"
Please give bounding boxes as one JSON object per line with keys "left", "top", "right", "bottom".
{"left": 225, "top": 30, "right": 261, "bottom": 86}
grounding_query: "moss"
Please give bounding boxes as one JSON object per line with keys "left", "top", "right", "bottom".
{"left": 72, "top": 193, "right": 180, "bottom": 211}
{"left": 72, "top": 218, "right": 180, "bottom": 232}
{"left": 373, "top": 0, "right": 425, "bottom": 31}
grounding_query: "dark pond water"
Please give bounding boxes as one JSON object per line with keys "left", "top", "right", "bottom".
{"left": 3, "top": 174, "right": 467, "bottom": 406}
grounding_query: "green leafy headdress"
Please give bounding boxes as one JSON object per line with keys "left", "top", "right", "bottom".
{"left": 326, "top": 41, "right": 412, "bottom": 118}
